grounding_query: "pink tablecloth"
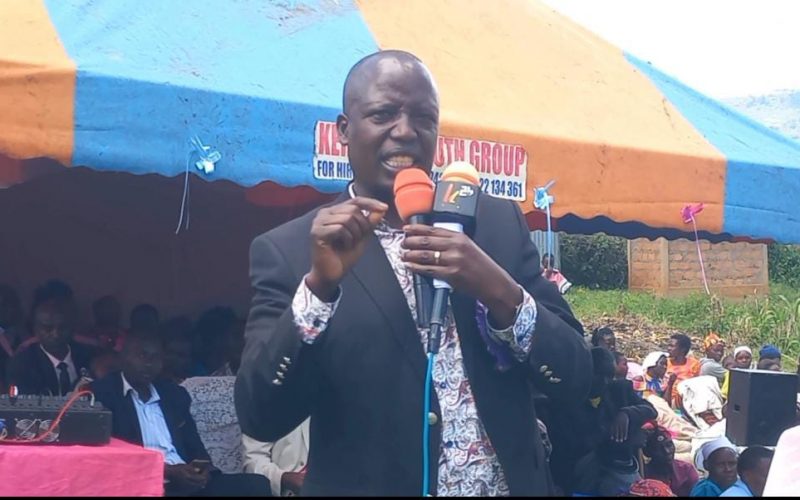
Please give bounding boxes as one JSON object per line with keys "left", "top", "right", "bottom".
{"left": 0, "top": 438, "right": 164, "bottom": 496}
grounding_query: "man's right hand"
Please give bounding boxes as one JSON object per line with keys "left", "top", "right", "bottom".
{"left": 281, "top": 471, "right": 306, "bottom": 495}
{"left": 306, "top": 197, "right": 387, "bottom": 301}
{"left": 165, "top": 463, "right": 208, "bottom": 494}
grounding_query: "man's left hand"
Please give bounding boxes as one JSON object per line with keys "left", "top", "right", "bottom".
{"left": 401, "top": 224, "right": 521, "bottom": 327}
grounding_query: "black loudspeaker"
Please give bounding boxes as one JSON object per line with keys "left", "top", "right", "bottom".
{"left": 726, "top": 369, "right": 798, "bottom": 446}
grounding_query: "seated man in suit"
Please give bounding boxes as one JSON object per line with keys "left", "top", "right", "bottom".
{"left": 7, "top": 297, "right": 93, "bottom": 395}
{"left": 91, "top": 330, "right": 268, "bottom": 497}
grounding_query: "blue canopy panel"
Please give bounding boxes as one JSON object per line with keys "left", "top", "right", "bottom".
{"left": 45, "top": 0, "right": 377, "bottom": 192}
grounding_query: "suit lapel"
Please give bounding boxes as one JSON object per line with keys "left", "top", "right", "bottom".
{"left": 349, "top": 234, "right": 426, "bottom": 383}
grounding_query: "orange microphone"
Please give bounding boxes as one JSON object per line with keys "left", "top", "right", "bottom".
{"left": 394, "top": 168, "right": 435, "bottom": 327}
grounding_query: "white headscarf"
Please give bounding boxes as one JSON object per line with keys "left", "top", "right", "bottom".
{"left": 694, "top": 436, "right": 737, "bottom": 471}
{"left": 733, "top": 346, "right": 752, "bottom": 357}
{"left": 642, "top": 351, "right": 668, "bottom": 372}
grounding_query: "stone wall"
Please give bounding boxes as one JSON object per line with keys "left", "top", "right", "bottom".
{"left": 629, "top": 238, "right": 769, "bottom": 297}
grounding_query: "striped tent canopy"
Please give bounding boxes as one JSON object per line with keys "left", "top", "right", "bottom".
{"left": 1, "top": 0, "right": 799, "bottom": 243}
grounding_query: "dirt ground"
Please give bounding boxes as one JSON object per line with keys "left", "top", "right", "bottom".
{"left": 582, "top": 314, "right": 704, "bottom": 362}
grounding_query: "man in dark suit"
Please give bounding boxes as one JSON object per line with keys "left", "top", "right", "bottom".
{"left": 91, "top": 331, "right": 268, "bottom": 497}
{"left": 235, "top": 50, "right": 592, "bottom": 496}
{"left": 7, "top": 298, "right": 94, "bottom": 395}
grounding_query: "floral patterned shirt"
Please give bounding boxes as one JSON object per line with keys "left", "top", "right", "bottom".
{"left": 291, "top": 208, "right": 538, "bottom": 496}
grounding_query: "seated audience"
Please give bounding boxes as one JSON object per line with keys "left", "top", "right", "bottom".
{"left": 642, "top": 351, "right": 676, "bottom": 405}
{"left": 756, "top": 358, "right": 781, "bottom": 372}
{"left": 7, "top": 296, "right": 94, "bottom": 395}
{"left": 90, "top": 331, "right": 268, "bottom": 496}
{"left": 193, "top": 307, "right": 240, "bottom": 376}
{"left": 566, "top": 348, "right": 657, "bottom": 496}
{"left": 182, "top": 376, "right": 246, "bottom": 476}
{"left": 541, "top": 253, "right": 572, "bottom": 294}
{"left": 732, "top": 347, "right": 753, "bottom": 369}
{"left": 667, "top": 333, "right": 701, "bottom": 407}
{"left": 243, "top": 419, "right": 310, "bottom": 497}
{"left": 614, "top": 351, "right": 630, "bottom": 380}
{"left": 626, "top": 478, "right": 676, "bottom": 497}
{"left": 77, "top": 295, "right": 127, "bottom": 351}
{"left": 130, "top": 303, "right": 160, "bottom": 332}
{"left": 160, "top": 317, "right": 200, "bottom": 383}
{"left": 720, "top": 446, "right": 773, "bottom": 497}
{"left": 691, "top": 437, "right": 739, "bottom": 497}
{"left": 679, "top": 375, "right": 725, "bottom": 430}
{"left": 643, "top": 425, "right": 699, "bottom": 497}
{"left": 90, "top": 348, "right": 122, "bottom": 380}
{"left": 758, "top": 345, "right": 782, "bottom": 370}
{"left": 591, "top": 326, "right": 617, "bottom": 352}
{"left": 0, "top": 284, "right": 27, "bottom": 391}
{"left": 700, "top": 333, "right": 727, "bottom": 384}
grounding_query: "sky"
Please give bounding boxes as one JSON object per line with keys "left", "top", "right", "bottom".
{"left": 539, "top": 0, "right": 800, "bottom": 99}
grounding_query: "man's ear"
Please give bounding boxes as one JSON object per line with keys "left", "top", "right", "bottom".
{"left": 336, "top": 113, "right": 349, "bottom": 146}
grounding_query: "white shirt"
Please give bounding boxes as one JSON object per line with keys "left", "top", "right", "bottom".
{"left": 121, "top": 373, "right": 186, "bottom": 465}
{"left": 40, "top": 345, "right": 77, "bottom": 390}
{"left": 243, "top": 419, "right": 310, "bottom": 497}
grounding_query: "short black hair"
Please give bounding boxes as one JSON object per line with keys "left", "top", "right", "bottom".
{"left": 30, "top": 279, "right": 74, "bottom": 318}
{"left": 342, "top": 50, "right": 426, "bottom": 113}
{"left": 738, "top": 446, "right": 774, "bottom": 474}
{"left": 591, "top": 327, "right": 615, "bottom": 347}
{"left": 670, "top": 334, "right": 692, "bottom": 354}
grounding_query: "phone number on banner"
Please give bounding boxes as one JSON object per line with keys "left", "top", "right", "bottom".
{"left": 431, "top": 171, "right": 525, "bottom": 201}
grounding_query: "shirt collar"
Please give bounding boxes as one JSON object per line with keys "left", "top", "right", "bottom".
{"left": 40, "top": 344, "right": 73, "bottom": 369}
{"left": 121, "top": 373, "right": 159, "bottom": 403}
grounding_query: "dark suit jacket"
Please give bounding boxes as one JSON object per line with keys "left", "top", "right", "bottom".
{"left": 90, "top": 371, "right": 211, "bottom": 465}
{"left": 7, "top": 341, "right": 94, "bottom": 395}
{"left": 235, "top": 191, "right": 592, "bottom": 496}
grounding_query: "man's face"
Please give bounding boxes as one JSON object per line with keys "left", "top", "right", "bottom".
{"left": 707, "top": 448, "right": 739, "bottom": 489}
{"left": 338, "top": 57, "right": 439, "bottom": 202}
{"left": 123, "top": 339, "right": 164, "bottom": 388}
{"left": 33, "top": 304, "right": 72, "bottom": 354}
{"left": 742, "top": 457, "right": 773, "bottom": 497}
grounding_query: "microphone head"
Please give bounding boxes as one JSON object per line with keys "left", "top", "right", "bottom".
{"left": 394, "top": 168, "right": 435, "bottom": 222}
{"left": 441, "top": 161, "right": 480, "bottom": 186}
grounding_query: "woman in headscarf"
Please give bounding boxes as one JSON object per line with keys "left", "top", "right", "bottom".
{"left": 627, "top": 479, "right": 676, "bottom": 497}
{"left": 642, "top": 352, "right": 676, "bottom": 405}
{"left": 700, "top": 333, "right": 727, "bottom": 385}
{"left": 690, "top": 437, "right": 739, "bottom": 497}
{"left": 732, "top": 346, "right": 753, "bottom": 369}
